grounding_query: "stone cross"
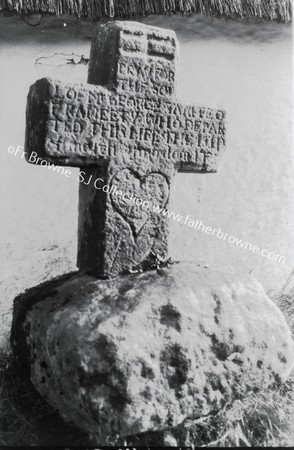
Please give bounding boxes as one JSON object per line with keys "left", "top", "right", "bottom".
{"left": 25, "top": 21, "right": 226, "bottom": 278}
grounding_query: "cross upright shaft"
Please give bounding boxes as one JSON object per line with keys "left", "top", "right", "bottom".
{"left": 25, "top": 21, "right": 226, "bottom": 277}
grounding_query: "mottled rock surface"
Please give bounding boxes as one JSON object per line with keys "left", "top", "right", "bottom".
{"left": 11, "top": 262, "right": 294, "bottom": 438}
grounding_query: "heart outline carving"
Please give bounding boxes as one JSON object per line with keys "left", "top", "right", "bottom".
{"left": 110, "top": 168, "right": 170, "bottom": 238}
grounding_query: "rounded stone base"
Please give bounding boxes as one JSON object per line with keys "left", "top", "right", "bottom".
{"left": 11, "top": 262, "right": 294, "bottom": 438}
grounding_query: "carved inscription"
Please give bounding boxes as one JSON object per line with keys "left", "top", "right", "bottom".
{"left": 88, "top": 21, "right": 178, "bottom": 98}
{"left": 30, "top": 79, "right": 225, "bottom": 171}
{"left": 115, "top": 27, "right": 177, "bottom": 97}
{"left": 116, "top": 58, "right": 176, "bottom": 97}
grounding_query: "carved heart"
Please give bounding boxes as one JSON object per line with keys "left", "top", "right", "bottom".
{"left": 110, "top": 169, "right": 169, "bottom": 237}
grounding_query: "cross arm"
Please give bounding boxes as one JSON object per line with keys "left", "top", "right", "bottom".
{"left": 25, "top": 77, "right": 226, "bottom": 172}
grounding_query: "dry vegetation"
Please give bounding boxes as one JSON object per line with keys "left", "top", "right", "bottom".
{"left": 0, "top": 351, "right": 91, "bottom": 446}
{"left": 1, "top": 0, "right": 292, "bottom": 23}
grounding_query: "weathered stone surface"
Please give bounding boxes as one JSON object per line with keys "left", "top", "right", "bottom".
{"left": 25, "top": 22, "right": 225, "bottom": 170}
{"left": 25, "top": 78, "right": 225, "bottom": 170}
{"left": 11, "top": 262, "right": 294, "bottom": 438}
{"left": 88, "top": 21, "right": 179, "bottom": 98}
{"left": 24, "top": 21, "right": 226, "bottom": 277}
{"left": 77, "top": 161, "right": 173, "bottom": 277}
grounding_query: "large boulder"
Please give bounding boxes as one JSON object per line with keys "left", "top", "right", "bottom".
{"left": 11, "top": 262, "right": 294, "bottom": 439}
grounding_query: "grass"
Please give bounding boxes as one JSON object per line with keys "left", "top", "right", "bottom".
{"left": 1, "top": 274, "right": 293, "bottom": 446}
{"left": 0, "top": 351, "right": 92, "bottom": 446}
{"left": 176, "top": 377, "right": 294, "bottom": 447}
{"left": 1, "top": 0, "right": 292, "bottom": 23}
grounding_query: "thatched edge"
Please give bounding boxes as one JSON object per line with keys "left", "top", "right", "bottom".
{"left": 1, "top": 0, "right": 293, "bottom": 23}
